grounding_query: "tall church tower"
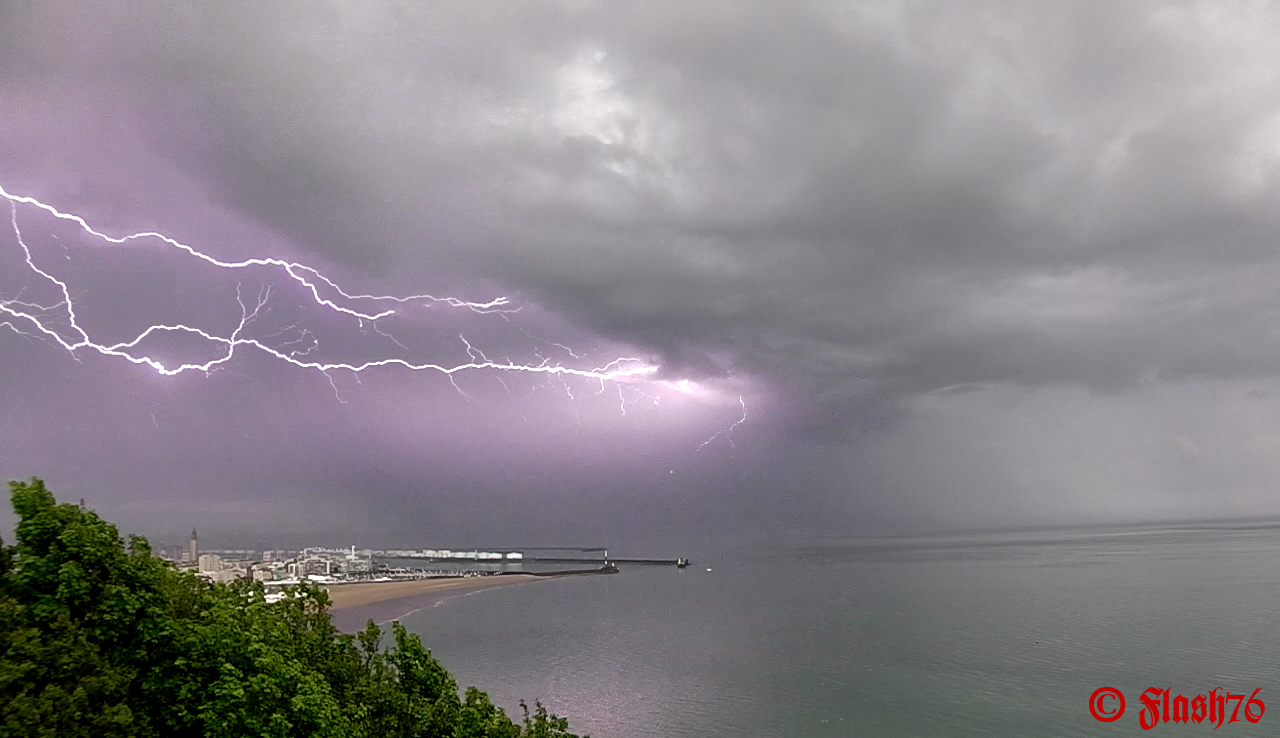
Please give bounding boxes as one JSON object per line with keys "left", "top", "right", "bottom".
{"left": 189, "top": 528, "right": 198, "bottom": 565}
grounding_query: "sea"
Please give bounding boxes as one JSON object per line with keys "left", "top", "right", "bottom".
{"left": 363, "top": 523, "right": 1280, "bottom": 737}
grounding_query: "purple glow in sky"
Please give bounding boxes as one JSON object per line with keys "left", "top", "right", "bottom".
{"left": 9, "top": 2, "right": 1280, "bottom": 545}
{"left": 0, "top": 177, "right": 759, "bottom": 546}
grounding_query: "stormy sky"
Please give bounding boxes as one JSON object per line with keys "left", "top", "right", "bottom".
{"left": 6, "top": 1, "right": 1280, "bottom": 548}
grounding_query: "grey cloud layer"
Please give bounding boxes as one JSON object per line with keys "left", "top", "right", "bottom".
{"left": 7, "top": 1, "right": 1280, "bottom": 535}
{"left": 90, "top": 1, "right": 1280, "bottom": 401}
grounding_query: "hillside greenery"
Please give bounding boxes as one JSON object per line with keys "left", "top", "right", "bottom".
{"left": 0, "top": 478, "right": 585, "bottom": 738}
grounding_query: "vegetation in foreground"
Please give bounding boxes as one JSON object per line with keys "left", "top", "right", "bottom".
{"left": 0, "top": 478, "right": 585, "bottom": 738}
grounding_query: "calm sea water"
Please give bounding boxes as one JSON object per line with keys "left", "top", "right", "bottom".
{"left": 388, "top": 524, "right": 1280, "bottom": 737}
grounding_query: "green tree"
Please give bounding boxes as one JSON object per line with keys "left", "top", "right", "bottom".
{"left": 0, "top": 479, "right": 586, "bottom": 738}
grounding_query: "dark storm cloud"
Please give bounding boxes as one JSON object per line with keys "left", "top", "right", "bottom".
{"left": 83, "top": 0, "right": 1280, "bottom": 398}
{"left": 8, "top": 1, "right": 1280, "bottom": 536}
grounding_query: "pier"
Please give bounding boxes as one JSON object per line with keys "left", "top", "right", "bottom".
{"left": 518, "top": 556, "right": 689, "bottom": 567}
{"left": 374, "top": 546, "right": 690, "bottom": 568}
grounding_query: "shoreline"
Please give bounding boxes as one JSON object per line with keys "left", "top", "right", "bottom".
{"left": 324, "top": 574, "right": 541, "bottom": 611}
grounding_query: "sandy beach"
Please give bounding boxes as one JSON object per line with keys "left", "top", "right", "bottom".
{"left": 324, "top": 575, "right": 540, "bottom": 610}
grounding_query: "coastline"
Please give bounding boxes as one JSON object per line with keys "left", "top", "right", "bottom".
{"left": 324, "top": 574, "right": 541, "bottom": 611}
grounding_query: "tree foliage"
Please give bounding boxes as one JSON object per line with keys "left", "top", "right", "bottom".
{"left": 0, "top": 478, "right": 585, "bottom": 738}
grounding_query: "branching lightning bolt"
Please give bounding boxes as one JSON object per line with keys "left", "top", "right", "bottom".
{"left": 0, "top": 185, "right": 516, "bottom": 320}
{"left": 697, "top": 395, "right": 747, "bottom": 452}
{"left": 0, "top": 186, "right": 658, "bottom": 399}
{"left": 502, "top": 314, "right": 582, "bottom": 359}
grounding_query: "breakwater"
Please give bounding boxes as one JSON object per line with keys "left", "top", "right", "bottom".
{"left": 517, "top": 556, "right": 688, "bottom": 567}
